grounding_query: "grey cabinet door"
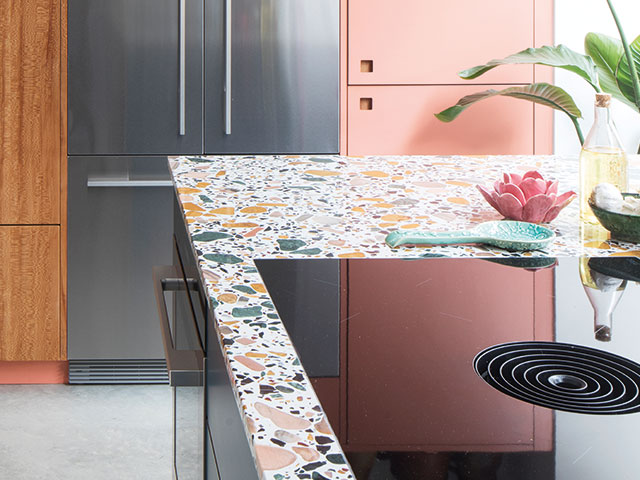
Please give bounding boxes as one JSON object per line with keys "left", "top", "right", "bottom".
{"left": 68, "top": 0, "right": 203, "bottom": 155}
{"left": 67, "top": 156, "right": 173, "bottom": 360}
{"left": 204, "top": 0, "right": 339, "bottom": 154}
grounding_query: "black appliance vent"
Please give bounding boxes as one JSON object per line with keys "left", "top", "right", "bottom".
{"left": 474, "top": 341, "right": 640, "bottom": 415}
{"left": 69, "top": 359, "right": 168, "bottom": 385}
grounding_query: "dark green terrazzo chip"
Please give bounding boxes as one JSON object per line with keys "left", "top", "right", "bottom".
{"left": 231, "top": 306, "right": 262, "bottom": 318}
{"left": 326, "top": 454, "right": 346, "bottom": 465}
{"left": 203, "top": 253, "right": 243, "bottom": 264}
{"left": 232, "top": 285, "right": 257, "bottom": 295}
{"left": 192, "top": 232, "right": 232, "bottom": 242}
{"left": 290, "top": 248, "right": 322, "bottom": 255}
{"left": 277, "top": 239, "right": 307, "bottom": 251}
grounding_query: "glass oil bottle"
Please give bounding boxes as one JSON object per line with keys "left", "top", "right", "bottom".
{"left": 579, "top": 93, "right": 627, "bottom": 224}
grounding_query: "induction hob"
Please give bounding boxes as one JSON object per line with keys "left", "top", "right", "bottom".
{"left": 258, "top": 257, "right": 640, "bottom": 480}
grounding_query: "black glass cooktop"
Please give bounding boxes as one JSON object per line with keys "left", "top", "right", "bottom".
{"left": 256, "top": 257, "right": 640, "bottom": 480}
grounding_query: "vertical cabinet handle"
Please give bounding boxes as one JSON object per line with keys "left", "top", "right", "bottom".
{"left": 179, "top": 0, "right": 186, "bottom": 136}
{"left": 224, "top": 0, "right": 232, "bottom": 135}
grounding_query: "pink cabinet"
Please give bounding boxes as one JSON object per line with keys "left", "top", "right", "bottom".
{"left": 348, "top": 0, "right": 535, "bottom": 86}
{"left": 347, "top": 85, "right": 535, "bottom": 156}
{"left": 343, "top": 0, "right": 554, "bottom": 156}
{"left": 345, "top": 259, "right": 553, "bottom": 451}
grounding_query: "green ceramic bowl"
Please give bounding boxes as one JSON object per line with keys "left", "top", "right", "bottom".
{"left": 589, "top": 193, "right": 640, "bottom": 242}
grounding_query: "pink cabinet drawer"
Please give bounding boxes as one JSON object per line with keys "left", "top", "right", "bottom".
{"left": 348, "top": 0, "right": 534, "bottom": 85}
{"left": 347, "top": 85, "right": 534, "bottom": 156}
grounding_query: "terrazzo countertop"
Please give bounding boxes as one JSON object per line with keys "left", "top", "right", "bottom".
{"left": 169, "top": 154, "right": 639, "bottom": 480}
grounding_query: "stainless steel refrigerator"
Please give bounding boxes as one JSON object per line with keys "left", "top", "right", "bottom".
{"left": 67, "top": 0, "right": 339, "bottom": 383}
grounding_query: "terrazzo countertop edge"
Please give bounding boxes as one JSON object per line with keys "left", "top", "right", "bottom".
{"left": 169, "top": 154, "right": 640, "bottom": 480}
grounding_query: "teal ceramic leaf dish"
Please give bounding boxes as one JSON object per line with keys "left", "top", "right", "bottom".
{"left": 589, "top": 194, "right": 640, "bottom": 243}
{"left": 385, "top": 220, "right": 555, "bottom": 252}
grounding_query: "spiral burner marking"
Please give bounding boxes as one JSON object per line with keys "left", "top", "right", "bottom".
{"left": 473, "top": 342, "right": 640, "bottom": 415}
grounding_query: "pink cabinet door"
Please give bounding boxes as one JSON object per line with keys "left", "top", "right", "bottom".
{"left": 346, "top": 259, "right": 553, "bottom": 450}
{"left": 347, "top": 85, "right": 534, "bottom": 156}
{"left": 348, "top": 0, "right": 534, "bottom": 85}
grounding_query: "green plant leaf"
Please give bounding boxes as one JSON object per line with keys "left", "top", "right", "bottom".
{"left": 585, "top": 32, "right": 636, "bottom": 108}
{"left": 435, "top": 83, "right": 582, "bottom": 122}
{"left": 459, "top": 45, "right": 599, "bottom": 90}
{"left": 615, "top": 34, "right": 640, "bottom": 109}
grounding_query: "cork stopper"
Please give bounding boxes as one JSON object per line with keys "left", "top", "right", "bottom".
{"left": 595, "top": 93, "right": 611, "bottom": 108}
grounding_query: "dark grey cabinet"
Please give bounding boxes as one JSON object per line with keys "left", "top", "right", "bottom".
{"left": 68, "top": 0, "right": 204, "bottom": 155}
{"left": 68, "top": 0, "right": 339, "bottom": 156}
{"left": 203, "top": 0, "right": 339, "bottom": 154}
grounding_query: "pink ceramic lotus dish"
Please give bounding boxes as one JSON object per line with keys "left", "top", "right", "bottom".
{"left": 477, "top": 171, "right": 576, "bottom": 223}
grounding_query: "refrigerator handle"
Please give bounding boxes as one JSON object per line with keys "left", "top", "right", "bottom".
{"left": 224, "top": 0, "right": 232, "bottom": 135}
{"left": 179, "top": 0, "right": 186, "bottom": 136}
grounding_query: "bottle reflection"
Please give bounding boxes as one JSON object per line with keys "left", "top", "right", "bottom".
{"left": 579, "top": 258, "right": 627, "bottom": 342}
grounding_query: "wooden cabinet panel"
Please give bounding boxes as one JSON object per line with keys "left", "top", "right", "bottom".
{"left": 0, "top": 226, "right": 60, "bottom": 361}
{"left": 0, "top": 0, "right": 60, "bottom": 224}
{"left": 348, "top": 85, "right": 534, "bottom": 156}
{"left": 346, "top": 259, "right": 552, "bottom": 450}
{"left": 348, "top": 0, "right": 534, "bottom": 85}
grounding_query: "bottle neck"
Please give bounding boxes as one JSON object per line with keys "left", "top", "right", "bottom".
{"left": 582, "top": 102, "right": 624, "bottom": 151}
{"left": 593, "top": 105, "right": 610, "bottom": 125}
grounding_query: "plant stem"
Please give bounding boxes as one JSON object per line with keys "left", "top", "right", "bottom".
{"left": 570, "top": 116, "right": 585, "bottom": 146}
{"left": 606, "top": 0, "right": 640, "bottom": 111}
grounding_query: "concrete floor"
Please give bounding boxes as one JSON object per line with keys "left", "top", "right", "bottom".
{"left": 0, "top": 385, "right": 172, "bottom": 480}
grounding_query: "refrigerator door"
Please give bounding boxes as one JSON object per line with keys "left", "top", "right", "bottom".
{"left": 68, "top": 157, "right": 173, "bottom": 382}
{"left": 204, "top": 0, "right": 339, "bottom": 154}
{"left": 68, "top": 0, "right": 203, "bottom": 155}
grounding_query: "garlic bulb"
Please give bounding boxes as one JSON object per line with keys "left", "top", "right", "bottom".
{"left": 591, "top": 183, "right": 624, "bottom": 212}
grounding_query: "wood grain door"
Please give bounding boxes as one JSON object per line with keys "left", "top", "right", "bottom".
{"left": 348, "top": 0, "right": 534, "bottom": 85}
{"left": 346, "top": 259, "right": 552, "bottom": 451}
{"left": 348, "top": 85, "right": 535, "bottom": 156}
{"left": 0, "top": 226, "right": 61, "bottom": 361}
{"left": 0, "top": 0, "right": 60, "bottom": 224}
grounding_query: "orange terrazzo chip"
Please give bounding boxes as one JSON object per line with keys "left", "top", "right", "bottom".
{"left": 196, "top": 182, "right": 211, "bottom": 187}
{"left": 222, "top": 222, "right": 259, "bottom": 228}
{"left": 181, "top": 202, "right": 205, "bottom": 211}
{"left": 177, "top": 187, "right": 201, "bottom": 194}
{"left": 211, "top": 207, "right": 235, "bottom": 215}
{"left": 257, "top": 202, "right": 287, "bottom": 207}
{"left": 381, "top": 214, "right": 411, "bottom": 222}
{"left": 241, "top": 206, "right": 267, "bottom": 214}
{"left": 245, "top": 352, "right": 267, "bottom": 358}
{"left": 371, "top": 203, "right": 394, "bottom": 209}
{"left": 304, "top": 170, "right": 340, "bottom": 177}
{"left": 352, "top": 207, "right": 365, "bottom": 213}
{"left": 361, "top": 170, "right": 389, "bottom": 178}
{"left": 447, "top": 197, "right": 470, "bottom": 205}
{"left": 217, "top": 293, "right": 238, "bottom": 304}
{"left": 400, "top": 223, "right": 420, "bottom": 229}
{"left": 251, "top": 283, "right": 267, "bottom": 293}
{"left": 358, "top": 197, "right": 385, "bottom": 202}
{"left": 338, "top": 252, "right": 365, "bottom": 258}
{"left": 446, "top": 180, "right": 472, "bottom": 187}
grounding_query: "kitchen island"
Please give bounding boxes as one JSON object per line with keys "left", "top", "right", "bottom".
{"left": 169, "top": 154, "right": 639, "bottom": 480}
